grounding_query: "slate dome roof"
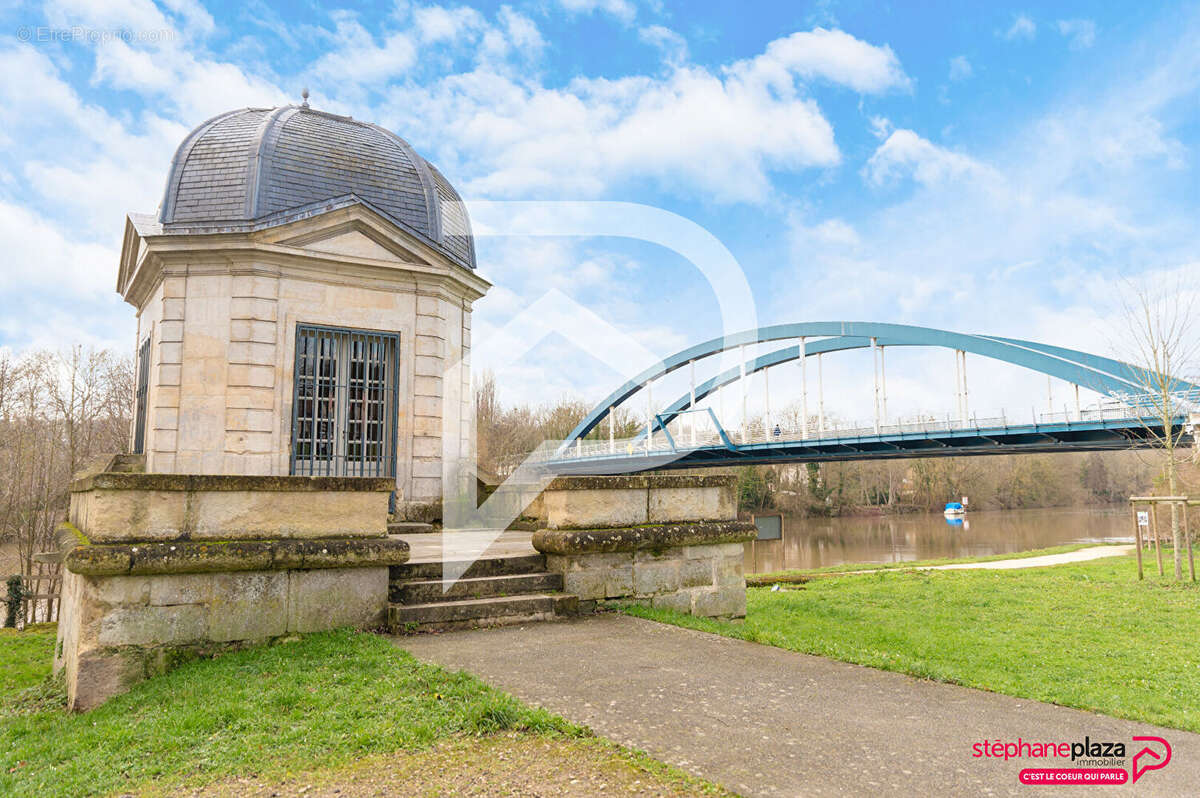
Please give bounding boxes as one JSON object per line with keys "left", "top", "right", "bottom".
{"left": 157, "top": 105, "right": 476, "bottom": 269}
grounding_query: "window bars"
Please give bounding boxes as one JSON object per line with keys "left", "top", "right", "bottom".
{"left": 290, "top": 324, "right": 400, "bottom": 477}
{"left": 132, "top": 336, "right": 151, "bottom": 455}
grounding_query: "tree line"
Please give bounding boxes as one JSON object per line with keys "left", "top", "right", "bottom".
{"left": 0, "top": 347, "right": 132, "bottom": 584}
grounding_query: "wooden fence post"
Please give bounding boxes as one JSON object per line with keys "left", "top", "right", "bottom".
{"left": 1131, "top": 502, "right": 1144, "bottom": 581}
{"left": 1152, "top": 503, "right": 1164, "bottom": 577}
{"left": 1185, "top": 501, "right": 1195, "bottom": 583}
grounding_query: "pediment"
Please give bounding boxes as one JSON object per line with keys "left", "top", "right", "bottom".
{"left": 301, "top": 228, "right": 408, "bottom": 261}
{"left": 262, "top": 206, "right": 439, "bottom": 268}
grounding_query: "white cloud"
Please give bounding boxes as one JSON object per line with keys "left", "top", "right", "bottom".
{"left": 639, "top": 25, "right": 688, "bottom": 67}
{"left": 557, "top": 0, "right": 638, "bottom": 25}
{"left": 1004, "top": 14, "right": 1036, "bottom": 41}
{"left": 0, "top": 201, "right": 116, "bottom": 298}
{"left": 1056, "top": 19, "right": 1097, "bottom": 50}
{"left": 412, "top": 5, "right": 486, "bottom": 43}
{"left": 949, "top": 55, "right": 973, "bottom": 81}
{"left": 732, "top": 28, "right": 911, "bottom": 95}
{"left": 862, "top": 129, "right": 994, "bottom": 187}
{"left": 390, "top": 27, "right": 907, "bottom": 203}
{"left": 309, "top": 11, "right": 417, "bottom": 86}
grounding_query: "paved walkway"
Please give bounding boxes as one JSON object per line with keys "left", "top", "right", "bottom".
{"left": 399, "top": 614, "right": 1200, "bottom": 797}
{"left": 832, "top": 544, "right": 1137, "bottom": 577}
{"left": 928, "top": 544, "right": 1135, "bottom": 570}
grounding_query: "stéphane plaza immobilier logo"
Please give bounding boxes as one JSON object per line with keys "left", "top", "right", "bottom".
{"left": 973, "top": 734, "right": 1172, "bottom": 786}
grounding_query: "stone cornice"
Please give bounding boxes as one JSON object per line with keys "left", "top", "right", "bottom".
{"left": 532, "top": 521, "right": 757, "bottom": 554}
{"left": 66, "top": 536, "right": 411, "bottom": 576}
{"left": 119, "top": 204, "right": 490, "bottom": 309}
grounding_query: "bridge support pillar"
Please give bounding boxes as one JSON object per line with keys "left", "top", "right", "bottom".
{"left": 532, "top": 475, "right": 756, "bottom": 618}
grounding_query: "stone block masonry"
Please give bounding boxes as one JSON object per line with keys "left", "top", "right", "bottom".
{"left": 55, "top": 462, "right": 407, "bottom": 711}
{"left": 532, "top": 474, "right": 755, "bottom": 618}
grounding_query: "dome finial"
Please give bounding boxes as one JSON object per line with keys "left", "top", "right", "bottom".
{"left": 300, "top": 87, "right": 310, "bottom": 108}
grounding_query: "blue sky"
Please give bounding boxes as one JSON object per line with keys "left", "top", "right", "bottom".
{"left": 1, "top": 1, "right": 1197, "bottom": 423}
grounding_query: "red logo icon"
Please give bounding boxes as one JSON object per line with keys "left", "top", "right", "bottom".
{"left": 1131, "top": 736, "right": 1171, "bottom": 784}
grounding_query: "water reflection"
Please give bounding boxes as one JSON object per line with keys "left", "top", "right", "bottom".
{"left": 744, "top": 505, "right": 1132, "bottom": 574}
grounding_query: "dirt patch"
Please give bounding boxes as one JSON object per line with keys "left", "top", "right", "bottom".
{"left": 138, "top": 733, "right": 729, "bottom": 797}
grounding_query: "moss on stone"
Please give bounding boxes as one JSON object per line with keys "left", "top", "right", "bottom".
{"left": 545, "top": 474, "right": 737, "bottom": 492}
{"left": 532, "top": 521, "right": 755, "bottom": 555}
{"left": 66, "top": 537, "right": 411, "bottom": 577}
{"left": 58, "top": 521, "right": 90, "bottom": 547}
{"left": 70, "top": 473, "right": 396, "bottom": 494}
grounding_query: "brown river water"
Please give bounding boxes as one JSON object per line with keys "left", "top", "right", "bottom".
{"left": 743, "top": 505, "right": 1134, "bottom": 574}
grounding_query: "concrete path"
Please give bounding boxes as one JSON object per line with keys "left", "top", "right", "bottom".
{"left": 398, "top": 614, "right": 1200, "bottom": 797}
{"left": 928, "top": 544, "right": 1134, "bottom": 570}
{"left": 830, "top": 544, "right": 1137, "bottom": 577}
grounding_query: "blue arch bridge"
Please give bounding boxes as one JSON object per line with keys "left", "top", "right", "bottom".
{"left": 534, "top": 322, "right": 1199, "bottom": 475}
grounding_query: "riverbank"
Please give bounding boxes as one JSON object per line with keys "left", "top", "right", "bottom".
{"left": 0, "top": 628, "right": 723, "bottom": 797}
{"left": 742, "top": 504, "right": 1133, "bottom": 572}
{"left": 626, "top": 552, "right": 1200, "bottom": 733}
{"left": 747, "top": 542, "right": 1124, "bottom": 583}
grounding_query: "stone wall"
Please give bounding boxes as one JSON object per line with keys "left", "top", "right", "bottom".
{"left": 56, "top": 469, "right": 406, "bottom": 711}
{"left": 538, "top": 534, "right": 749, "bottom": 617}
{"left": 532, "top": 475, "right": 755, "bottom": 618}
{"left": 56, "top": 564, "right": 389, "bottom": 712}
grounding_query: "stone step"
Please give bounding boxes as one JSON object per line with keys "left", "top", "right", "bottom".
{"left": 390, "top": 553, "right": 547, "bottom": 582}
{"left": 387, "top": 521, "right": 436, "bottom": 535}
{"left": 391, "top": 571, "right": 563, "bottom": 604}
{"left": 388, "top": 592, "right": 578, "bottom": 633}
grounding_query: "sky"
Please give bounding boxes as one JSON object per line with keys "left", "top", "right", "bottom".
{"left": 0, "top": 0, "right": 1198, "bottom": 428}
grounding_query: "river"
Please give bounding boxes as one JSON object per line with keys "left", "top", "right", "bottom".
{"left": 743, "top": 505, "right": 1134, "bottom": 574}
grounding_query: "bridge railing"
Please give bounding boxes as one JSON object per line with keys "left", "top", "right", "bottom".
{"left": 537, "top": 403, "right": 1177, "bottom": 463}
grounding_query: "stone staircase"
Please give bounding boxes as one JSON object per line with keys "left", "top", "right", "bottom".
{"left": 388, "top": 553, "right": 580, "bottom": 632}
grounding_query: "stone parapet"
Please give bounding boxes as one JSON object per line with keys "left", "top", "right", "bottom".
{"left": 69, "top": 473, "right": 394, "bottom": 542}
{"left": 541, "top": 474, "right": 738, "bottom": 529}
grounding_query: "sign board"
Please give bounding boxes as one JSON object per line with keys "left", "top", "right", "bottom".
{"left": 1137, "top": 511, "right": 1150, "bottom": 528}
{"left": 753, "top": 514, "right": 783, "bottom": 541}
{"left": 962, "top": 496, "right": 969, "bottom": 506}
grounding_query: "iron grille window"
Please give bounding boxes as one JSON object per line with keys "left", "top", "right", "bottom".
{"left": 132, "top": 337, "right": 151, "bottom": 455}
{"left": 290, "top": 324, "right": 399, "bottom": 477}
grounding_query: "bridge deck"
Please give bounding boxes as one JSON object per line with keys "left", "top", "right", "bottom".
{"left": 543, "top": 416, "right": 1186, "bottom": 474}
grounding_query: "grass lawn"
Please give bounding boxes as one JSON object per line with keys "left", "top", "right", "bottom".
{"left": 747, "top": 542, "right": 1123, "bottom": 584}
{"left": 626, "top": 553, "right": 1200, "bottom": 732}
{"left": 0, "top": 628, "right": 725, "bottom": 798}
{"left": 0, "top": 624, "right": 57, "bottom": 695}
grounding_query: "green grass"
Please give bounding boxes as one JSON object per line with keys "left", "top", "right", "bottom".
{"left": 0, "top": 629, "right": 584, "bottom": 797}
{"left": 0, "top": 625, "right": 57, "bottom": 695}
{"left": 748, "top": 542, "right": 1122, "bottom": 583}
{"left": 626, "top": 553, "right": 1200, "bottom": 732}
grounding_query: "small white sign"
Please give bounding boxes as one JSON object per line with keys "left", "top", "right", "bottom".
{"left": 962, "top": 496, "right": 969, "bottom": 506}
{"left": 1137, "top": 511, "right": 1150, "bottom": 528}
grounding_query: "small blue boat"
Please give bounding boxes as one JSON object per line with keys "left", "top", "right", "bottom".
{"left": 943, "top": 501, "right": 965, "bottom": 517}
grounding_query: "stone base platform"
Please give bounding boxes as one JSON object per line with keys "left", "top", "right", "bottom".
{"left": 56, "top": 467, "right": 401, "bottom": 711}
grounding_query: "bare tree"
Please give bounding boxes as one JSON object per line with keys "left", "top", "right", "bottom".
{"left": 0, "top": 347, "right": 133, "bottom": 589}
{"left": 1121, "top": 278, "right": 1199, "bottom": 580}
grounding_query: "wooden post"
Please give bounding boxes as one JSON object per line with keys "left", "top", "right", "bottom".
{"left": 1152, "top": 503, "right": 1164, "bottom": 577}
{"left": 1185, "top": 501, "right": 1195, "bottom": 583}
{"left": 1132, "top": 503, "right": 1144, "bottom": 580}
